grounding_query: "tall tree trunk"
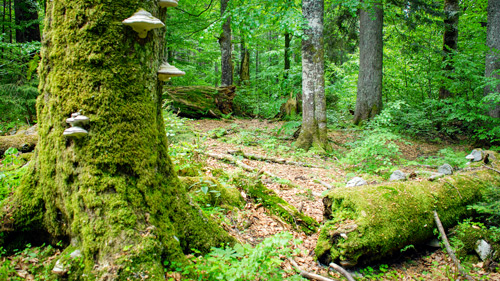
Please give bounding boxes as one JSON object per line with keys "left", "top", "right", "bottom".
{"left": 219, "top": 0, "right": 233, "bottom": 86}
{"left": 438, "top": 0, "right": 459, "bottom": 99}
{"left": 255, "top": 42, "right": 259, "bottom": 77}
{"left": 353, "top": 0, "right": 383, "bottom": 125}
{"left": 296, "top": 0, "right": 326, "bottom": 151}
{"left": 13, "top": 0, "right": 40, "bottom": 42}
{"left": 239, "top": 38, "right": 250, "bottom": 84}
{"left": 484, "top": 0, "right": 500, "bottom": 118}
{"left": 284, "top": 31, "right": 291, "bottom": 79}
{"left": 1, "top": 1, "right": 232, "bottom": 279}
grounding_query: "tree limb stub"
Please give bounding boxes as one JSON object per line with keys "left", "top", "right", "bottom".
{"left": 433, "top": 210, "right": 474, "bottom": 281}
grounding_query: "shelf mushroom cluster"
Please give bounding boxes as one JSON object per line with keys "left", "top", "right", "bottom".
{"left": 63, "top": 112, "right": 89, "bottom": 139}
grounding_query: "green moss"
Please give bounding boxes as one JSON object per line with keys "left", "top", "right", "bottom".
{"left": 181, "top": 176, "right": 244, "bottom": 209}
{"left": 317, "top": 170, "right": 500, "bottom": 266}
{"left": 231, "top": 173, "right": 319, "bottom": 235}
{"left": 0, "top": 0, "right": 234, "bottom": 279}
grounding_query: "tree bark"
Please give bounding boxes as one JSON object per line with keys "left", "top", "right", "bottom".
{"left": 239, "top": 38, "right": 250, "bottom": 84}
{"left": 284, "top": 31, "right": 291, "bottom": 79}
{"left": 484, "top": 0, "right": 500, "bottom": 118}
{"left": 296, "top": 0, "right": 327, "bottom": 151}
{"left": 1, "top": 1, "right": 232, "bottom": 279}
{"left": 219, "top": 0, "right": 233, "bottom": 86}
{"left": 439, "top": 0, "right": 459, "bottom": 99}
{"left": 13, "top": 0, "right": 41, "bottom": 43}
{"left": 353, "top": 0, "right": 383, "bottom": 125}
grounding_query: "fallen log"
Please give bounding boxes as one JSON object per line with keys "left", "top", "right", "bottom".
{"left": 163, "top": 86, "right": 236, "bottom": 118}
{"left": 0, "top": 128, "right": 38, "bottom": 156}
{"left": 315, "top": 168, "right": 500, "bottom": 267}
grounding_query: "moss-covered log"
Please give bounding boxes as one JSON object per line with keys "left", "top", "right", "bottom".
{"left": 0, "top": 134, "right": 38, "bottom": 156}
{"left": 231, "top": 174, "right": 319, "bottom": 235}
{"left": 316, "top": 169, "right": 500, "bottom": 267}
{"left": 163, "top": 86, "right": 236, "bottom": 118}
{"left": 0, "top": 1, "right": 233, "bottom": 280}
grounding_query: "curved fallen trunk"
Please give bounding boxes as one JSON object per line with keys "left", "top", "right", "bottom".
{"left": 0, "top": 130, "right": 38, "bottom": 156}
{"left": 315, "top": 168, "right": 500, "bottom": 267}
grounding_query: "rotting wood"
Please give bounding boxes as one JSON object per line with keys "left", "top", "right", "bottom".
{"left": 328, "top": 263, "right": 355, "bottom": 281}
{"left": 433, "top": 210, "right": 474, "bottom": 281}
{"left": 289, "top": 258, "right": 338, "bottom": 281}
{"left": 163, "top": 85, "right": 236, "bottom": 118}
{"left": 316, "top": 169, "right": 500, "bottom": 266}
{"left": 0, "top": 133, "right": 37, "bottom": 156}
{"left": 205, "top": 152, "right": 319, "bottom": 234}
{"left": 227, "top": 149, "right": 322, "bottom": 168}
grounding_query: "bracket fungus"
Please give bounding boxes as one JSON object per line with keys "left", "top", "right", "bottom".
{"left": 159, "top": 0, "right": 178, "bottom": 8}
{"left": 157, "top": 62, "right": 185, "bottom": 81}
{"left": 122, "top": 9, "right": 164, "bottom": 38}
{"left": 63, "top": 111, "right": 89, "bottom": 139}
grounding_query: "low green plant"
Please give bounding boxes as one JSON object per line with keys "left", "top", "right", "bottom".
{"left": 169, "top": 232, "right": 305, "bottom": 281}
{"left": 342, "top": 129, "right": 401, "bottom": 174}
{"left": 468, "top": 183, "right": 500, "bottom": 227}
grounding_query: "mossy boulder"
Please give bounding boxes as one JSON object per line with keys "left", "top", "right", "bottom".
{"left": 316, "top": 169, "right": 500, "bottom": 266}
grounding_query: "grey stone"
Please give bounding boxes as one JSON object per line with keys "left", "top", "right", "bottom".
{"left": 466, "top": 149, "right": 483, "bottom": 162}
{"left": 389, "top": 170, "right": 406, "bottom": 181}
{"left": 438, "top": 164, "right": 453, "bottom": 175}
{"left": 346, "top": 177, "right": 367, "bottom": 187}
{"left": 70, "top": 249, "right": 82, "bottom": 259}
{"left": 52, "top": 260, "right": 67, "bottom": 275}
{"left": 476, "top": 239, "right": 492, "bottom": 261}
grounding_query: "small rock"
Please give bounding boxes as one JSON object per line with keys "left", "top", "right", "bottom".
{"left": 70, "top": 249, "right": 82, "bottom": 259}
{"left": 466, "top": 149, "right": 483, "bottom": 162}
{"left": 438, "top": 164, "right": 453, "bottom": 175}
{"left": 52, "top": 260, "right": 67, "bottom": 275}
{"left": 476, "top": 239, "right": 492, "bottom": 261}
{"left": 346, "top": 177, "right": 367, "bottom": 187}
{"left": 389, "top": 170, "right": 406, "bottom": 181}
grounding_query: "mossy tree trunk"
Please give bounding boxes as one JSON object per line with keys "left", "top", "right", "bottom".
{"left": 219, "top": 0, "right": 233, "bottom": 87}
{"left": 484, "top": 0, "right": 500, "bottom": 118}
{"left": 1, "top": 1, "right": 232, "bottom": 279}
{"left": 296, "top": 0, "right": 327, "bottom": 151}
{"left": 353, "top": 0, "right": 383, "bottom": 125}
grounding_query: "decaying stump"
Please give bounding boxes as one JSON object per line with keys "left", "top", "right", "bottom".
{"left": 315, "top": 168, "right": 500, "bottom": 267}
{"left": 163, "top": 86, "right": 236, "bottom": 118}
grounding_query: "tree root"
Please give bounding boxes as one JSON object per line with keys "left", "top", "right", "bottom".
{"left": 433, "top": 210, "right": 474, "bottom": 281}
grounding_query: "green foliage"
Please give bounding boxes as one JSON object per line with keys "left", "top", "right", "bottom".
{"left": 342, "top": 129, "right": 401, "bottom": 173}
{"left": 0, "top": 40, "right": 40, "bottom": 131}
{"left": 415, "top": 148, "right": 467, "bottom": 169}
{"left": 468, "top": 183, "right": 500, "bottom": 226}
{"left": 0, "top": 244, "right": 57, "bottom": 280}
{"left": 0, "top": 148, "right": 27, "bottom": 203}
{"left": 168, "top": 232, "right": 306, "bottom": 281}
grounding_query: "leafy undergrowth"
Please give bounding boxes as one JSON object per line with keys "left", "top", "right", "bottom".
{"left": 1, "top": 115, "right": 499, "bottom": 280}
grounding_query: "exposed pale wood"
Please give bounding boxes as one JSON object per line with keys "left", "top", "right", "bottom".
{"left": 433, "top": 210, "right": 474, "bottom": 281}
{"left": 329, "top": 263, "right": 356, "bottom": 281}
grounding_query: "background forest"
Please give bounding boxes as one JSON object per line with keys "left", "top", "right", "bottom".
{"left": 1, "top": 0, "right": 500, "bottom": 280}
{"left": 1, "top": 0, "right": 499, "bottom": 144}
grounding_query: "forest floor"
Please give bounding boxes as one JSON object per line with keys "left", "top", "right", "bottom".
{"left": 182, "top": 118, "right": 499, "bottom": 281}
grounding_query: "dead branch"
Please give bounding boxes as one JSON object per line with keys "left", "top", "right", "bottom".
{"left": 328, "top": 263, "right": 356, "bottom": 281}
{"left": 444, "top": 181, "right": 462, "bottom": 199}
{"left": 289, "top": 258, "right": 338, "bottom": 281}
{"left": 228, "top": 149, "right": 322, "bottom": 168}
{"left": 315, "top": 179, "right": 333, "bottom": 189}
{"left": 433, "top": 210, "right": 474, "bottom": 281}
{"left": 206, "top": 152, "right": 279, "bottom": 179}
{"left": 482, "top": 164, "right": 500, "bottom": 174}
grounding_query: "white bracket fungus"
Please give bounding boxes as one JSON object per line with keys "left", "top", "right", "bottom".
{"left": 122, "top": 9, "right": 165, "bottom": 38}
{"left": 157, "top": 62, "right": 185, "bottom": 81}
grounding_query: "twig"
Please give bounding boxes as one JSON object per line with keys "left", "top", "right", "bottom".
{"left": 328, "top": 263, "right": 356, "bottom": 281}
{"left": 433, "top": 210, "right": 474, "bottom": 281}
{"left": 315, "top": 179, "right": 333, "bottom": 189}
{"left": 288, "top": 258, "right": 338, "bottom": 281}
{"left": 482, "top": 164, "right": 500, "bottom": 174}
